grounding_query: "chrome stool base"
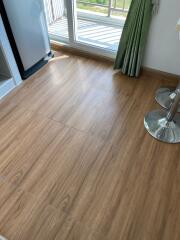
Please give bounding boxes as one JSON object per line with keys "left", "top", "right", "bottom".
{"left": 144, "top": 110, "right": 180, "bottom": 143}
{"left": 155, "top": 87, "right": 180, "bottom": 112}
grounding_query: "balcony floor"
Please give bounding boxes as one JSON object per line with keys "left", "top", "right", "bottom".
{"left": 48, "top": 17, "right": 123, "bottom": 51}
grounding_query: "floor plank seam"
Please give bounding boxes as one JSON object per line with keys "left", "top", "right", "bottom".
{"left": 10, "top": 104, "right": 109, "bottom": 140}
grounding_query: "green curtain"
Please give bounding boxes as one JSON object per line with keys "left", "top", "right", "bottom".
{"left": 114, "top": 0, "right": 159, "bottom": 77}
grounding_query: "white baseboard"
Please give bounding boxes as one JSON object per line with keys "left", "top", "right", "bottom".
{"left": 0, "top": 77, "right": 16, "bottom": 100}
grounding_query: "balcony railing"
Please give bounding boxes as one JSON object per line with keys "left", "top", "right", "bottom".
{"left": 77, "top": 0, "right": 130, "bottom": 17}
{"left": 43, "top": 0, "right": 131, "bottom": 25}
{"left": 43, "top": 0, "right": 65, "bottom": 25}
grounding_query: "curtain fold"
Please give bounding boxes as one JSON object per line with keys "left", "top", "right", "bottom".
{"left": 114, "top": 0, "right": 159, "bottom": 77}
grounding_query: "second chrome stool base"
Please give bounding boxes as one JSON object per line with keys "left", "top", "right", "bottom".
{"left": 155, "top": 87, "right": 180, "bottom": 112}
{"left": 144, "top": 109, "right": 180, "bottom": 143}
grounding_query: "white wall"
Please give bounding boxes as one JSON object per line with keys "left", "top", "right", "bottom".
{"left": 143, "top": 0, "right": 180, "bottom": 75}
{"left": 0, "top": 16, "right": 22, "bottom": 85}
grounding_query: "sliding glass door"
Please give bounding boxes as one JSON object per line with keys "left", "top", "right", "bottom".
{"left": 43, "top": 0, "right": 131, "bottom": 53}
{"left": 43, "top": 0, "right": 69, "bottom": 41}
{"left": 75, "top": 0, "right": 130, "bottom": 51}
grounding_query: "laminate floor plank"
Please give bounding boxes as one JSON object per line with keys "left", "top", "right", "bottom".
{"left": 0, "top": 180, "right": 71, "bottom": 240}
{"left": 0, "top": 51, "right": 179, "bottom": 240}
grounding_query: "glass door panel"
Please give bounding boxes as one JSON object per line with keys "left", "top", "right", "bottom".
{"left": 76, "top": 0, "right": 108, "bottom": 16}
{"left": 111, "top": 0, "right": 130, "bottom": 18}
{"left": 43, "top": 0, "right": 69, "bottom": 42}
{"left": 75, "top": 0, "right": 125, "bottom": 51}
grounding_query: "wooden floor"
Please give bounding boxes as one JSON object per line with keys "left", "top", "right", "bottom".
{"left": 0, "top": 51, "right": 180, "bottom": 240}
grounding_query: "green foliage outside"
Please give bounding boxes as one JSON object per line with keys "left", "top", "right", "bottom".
{"left": 77, "top": 0, "right": 131, "bottom": 17}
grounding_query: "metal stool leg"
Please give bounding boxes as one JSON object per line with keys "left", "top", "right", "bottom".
{"left": 144, "top": 86, "right": 180, "bottom": 143}
{"left": 155, "top": 84, "right": 180, "bottom": 112}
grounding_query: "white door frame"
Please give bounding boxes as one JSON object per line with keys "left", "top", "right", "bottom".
{"left": 66, "top": 0, "right": 77, "bottom": 44}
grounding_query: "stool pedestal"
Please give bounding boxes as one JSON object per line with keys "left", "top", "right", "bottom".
{"left": 155, "top": 86, "right": 180, "bottom": 112}
{"left": 144, "top": 86, "right": 180, "bottom": 143}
